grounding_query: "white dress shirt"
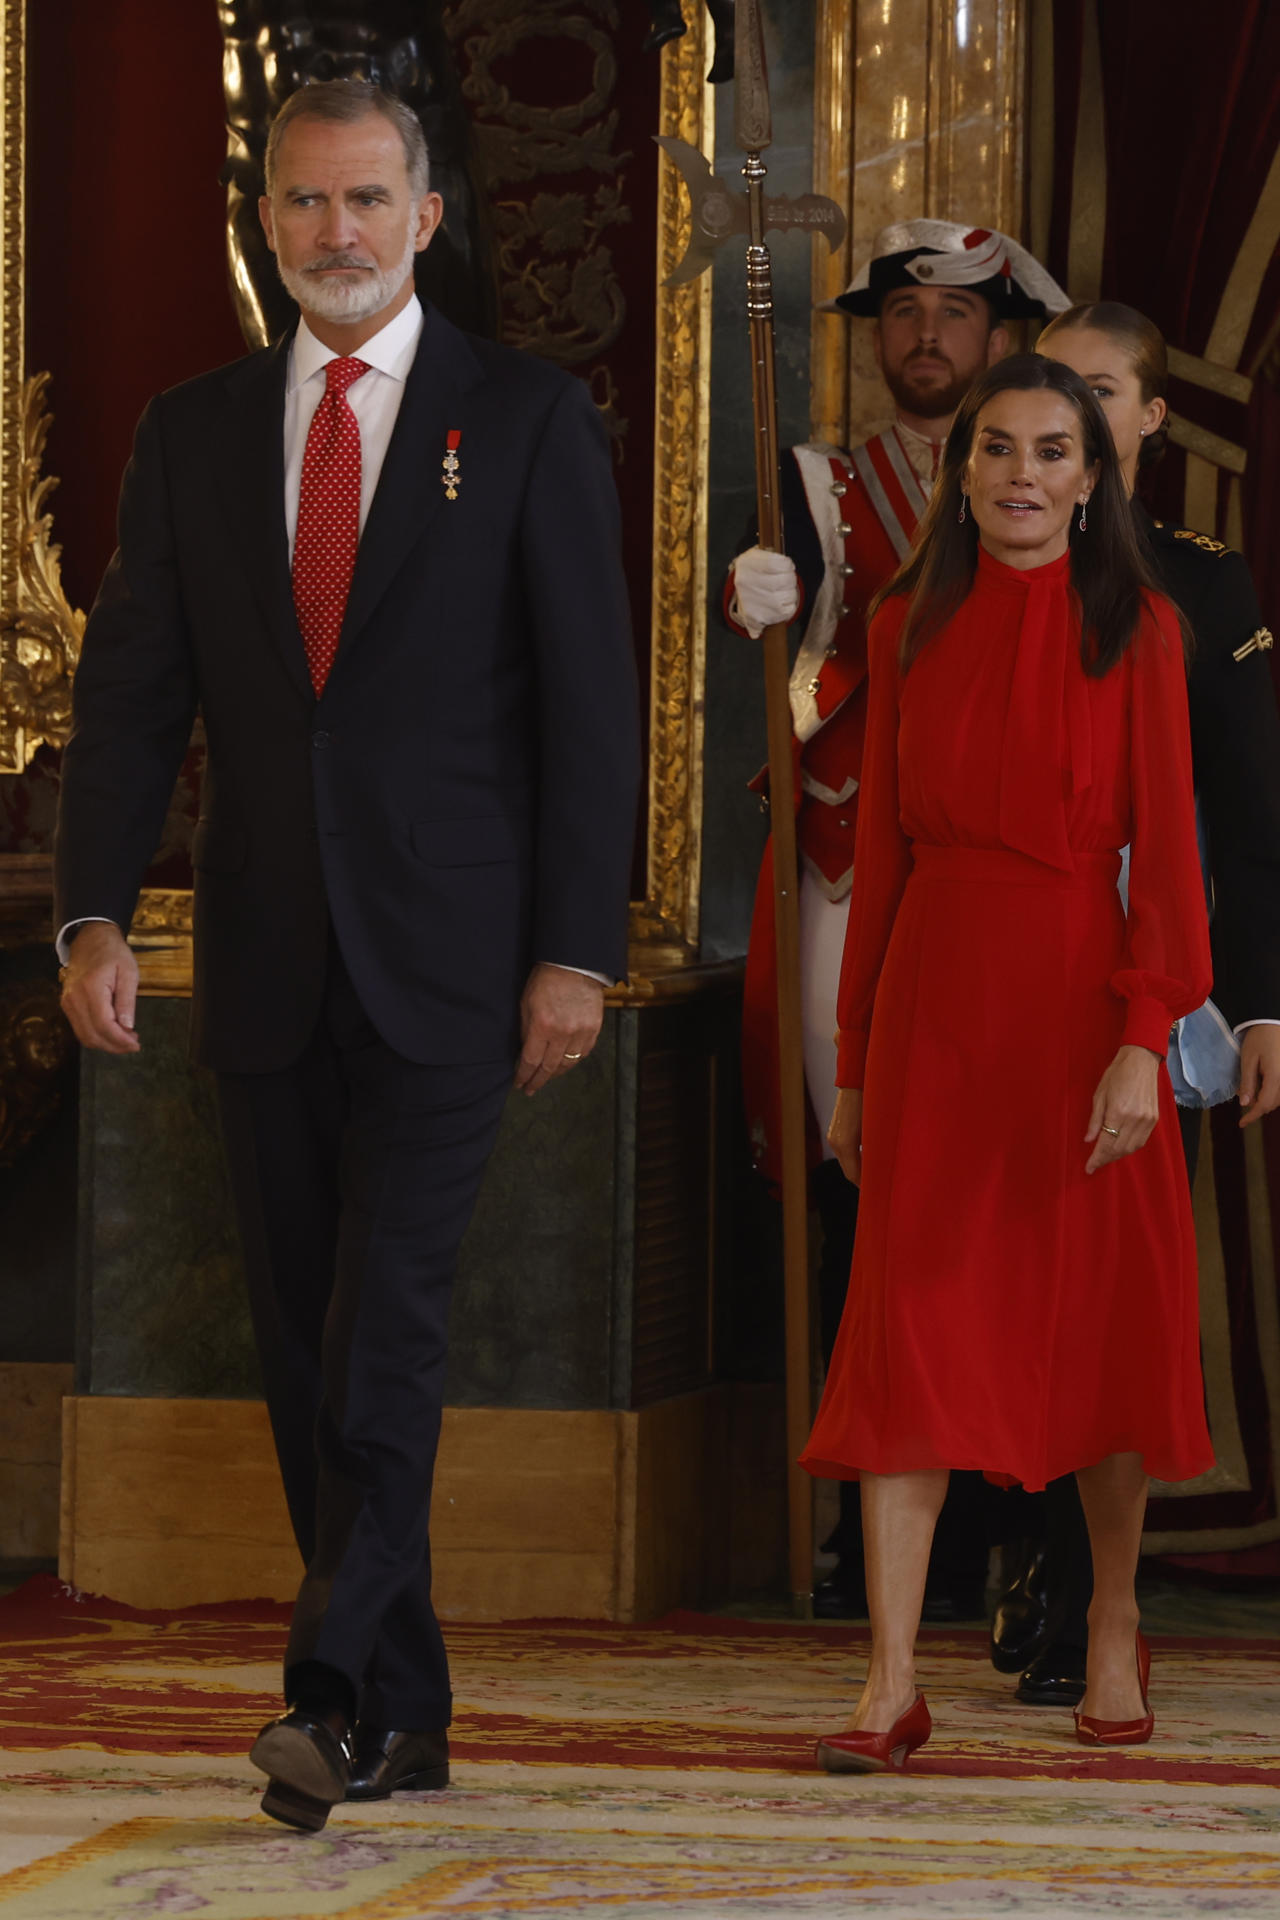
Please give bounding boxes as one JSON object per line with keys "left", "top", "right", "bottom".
{"left": 60, "top": 292, "right": 610, "bottom": 987}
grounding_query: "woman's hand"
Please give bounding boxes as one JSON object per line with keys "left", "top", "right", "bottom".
{"left": 827, "top": 1087, "right": 864, "bottom": 1185}
{"left": 1084, "top": 1044, "right": 1161, "bottom": 1174}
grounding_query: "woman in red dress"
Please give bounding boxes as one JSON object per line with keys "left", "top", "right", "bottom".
{"left": 801, "top": 354, "right": 1212, "bottom": 1772}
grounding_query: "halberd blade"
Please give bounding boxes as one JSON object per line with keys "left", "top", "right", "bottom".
{"left": 734, "top": 0, "right": 772, "bottom": 153}
{"left": 656, "top": 137, "right": 847, "bottom": 283}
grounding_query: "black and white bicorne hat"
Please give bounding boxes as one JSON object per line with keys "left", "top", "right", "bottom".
{"left": 829, "top": 220, "right": 1071, "bottom": 321}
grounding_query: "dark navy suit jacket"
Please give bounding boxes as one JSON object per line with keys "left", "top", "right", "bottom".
{"left": 56, "top": 305, "right": 641, "bottom": 1072}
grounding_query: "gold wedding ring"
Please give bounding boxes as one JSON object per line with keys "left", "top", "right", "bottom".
{"left": 564, "top": 1052, "right": 583, "bottom": 1061}
{"left": 1101, "top": 1125, "right": 1120, "bottom": 1136}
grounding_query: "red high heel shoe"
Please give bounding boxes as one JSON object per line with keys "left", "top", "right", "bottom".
{"left": 1074, "top": 1631, "right": 1153, "bottom": 1746}
{"left": 816, "top": 1693, "right": 932, "bottom": 1774}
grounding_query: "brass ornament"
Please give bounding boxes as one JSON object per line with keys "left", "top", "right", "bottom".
{"left": 0, "top": 374, "right": 87, "bottom": 773}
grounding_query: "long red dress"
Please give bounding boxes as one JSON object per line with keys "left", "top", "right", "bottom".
{"left": 800, "top": 545, "right": 1214, "bottom": 1492}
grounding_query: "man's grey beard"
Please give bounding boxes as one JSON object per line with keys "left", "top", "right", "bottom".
{"left": 278, "top": 223, "right": 417, "bottom": 324}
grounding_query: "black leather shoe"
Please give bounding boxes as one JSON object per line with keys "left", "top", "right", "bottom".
{"left": 812, "top": 1563, "right": 868, "bottom": 1620}
{"left": 346, "top": 1725, "right": 450, "bottom": 1801}
{"left": 989, "top": 1540, "right": 1053, "bottom": 1673}
{"left": 250, "top": 1708, "right": 353, "bottom": 1832}
{"left": 1015, "top": 1639, "right": 1088, "bottom": 1706}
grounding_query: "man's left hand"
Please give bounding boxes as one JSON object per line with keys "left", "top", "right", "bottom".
{"left": 515, "top": 964, "right": 606, "bottom": 1096}
{"left": 1239, "top": 1025, "right": 1280, "bottom": 1128}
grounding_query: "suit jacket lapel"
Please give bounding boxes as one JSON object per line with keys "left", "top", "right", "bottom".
{"left": 334, "top": 305, "right": 484, "bottom": 664}
{"left": 220, "top": 333, "right": 314, "bottom": 704}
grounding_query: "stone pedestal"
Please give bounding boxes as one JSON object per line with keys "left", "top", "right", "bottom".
{"left": 61, "top": 933, "right": 787, "bottom": 1619}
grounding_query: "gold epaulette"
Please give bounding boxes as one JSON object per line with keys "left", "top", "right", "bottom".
{"left": 1173, "top": 528, "right": 1231, "bottom": 556}
{"left": 1234, "top": 627, "right": 1274, "bottom": 662}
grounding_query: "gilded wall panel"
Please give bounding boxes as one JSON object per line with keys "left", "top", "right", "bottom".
{"left": 812, "top": 0, "right": 1027, "bottom": 452}
{"left": 633, "top": 21, "right": 713, "bottom": 960}
{"left": 0, "top": 1, "right": 83, "bottom": 776}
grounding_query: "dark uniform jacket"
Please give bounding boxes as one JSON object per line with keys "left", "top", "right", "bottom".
{"left": 55, "top": 306, "right": 641, "bottom": 1073}
{"left": 1138, "top": 503, "right": 1280, "bottom": 1030}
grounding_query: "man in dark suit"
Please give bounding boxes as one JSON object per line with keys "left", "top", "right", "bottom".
{"left": 56, "top": 78, "right": 640, "bottom": 1832}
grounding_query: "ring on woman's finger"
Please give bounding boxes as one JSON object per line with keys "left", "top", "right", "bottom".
{"left": 564, "top": 1051, "right": 583, "bottom": 1061}
{"left": 1101, "top": 1125, "right": 1121, "bottom": 1136}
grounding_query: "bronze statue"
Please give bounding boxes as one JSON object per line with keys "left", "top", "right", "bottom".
{"left": 641, "top": 0, "right": 735, "bottom": 82}
{"left": 217, "top": 0, "right": 497, "bottom": 348}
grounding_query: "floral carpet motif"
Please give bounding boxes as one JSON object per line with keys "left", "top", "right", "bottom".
{"left": 1, "top": 1579, "right": 1278, "bottom": 1915}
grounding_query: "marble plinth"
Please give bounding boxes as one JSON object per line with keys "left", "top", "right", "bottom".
{"left": 75, "top": 972, "right": 772, "bottom": 1415}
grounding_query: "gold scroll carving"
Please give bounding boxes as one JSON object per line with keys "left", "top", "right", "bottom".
{"left": 0, "top": 0, "right": 84, "bottom": 775}
{"left": 445, "top": 0, "right": 632, "bottom": 452}
{"left": 631, "top": 18, "right": 713, "bottom": 960}
{"left": 0, "top": 374, "right": 86, "bottom": 771}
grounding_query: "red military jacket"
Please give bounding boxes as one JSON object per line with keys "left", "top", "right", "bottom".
{"left": 733, "top": 425, "right": 935, "bottom": 1184}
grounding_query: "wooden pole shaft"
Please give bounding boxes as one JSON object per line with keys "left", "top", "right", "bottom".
{"left": 743, "top": 151, "right": 814, "bottom": 1617}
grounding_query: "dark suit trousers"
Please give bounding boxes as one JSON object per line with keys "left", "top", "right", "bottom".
{"left": 217, "top": 940, "right": 510, "bottom": 1727}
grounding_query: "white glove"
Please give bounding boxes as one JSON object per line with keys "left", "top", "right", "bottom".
{"left": 730, "top": 546, "right": 800, "bottom": 638}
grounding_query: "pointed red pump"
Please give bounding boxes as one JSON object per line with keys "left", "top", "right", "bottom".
{"left": 1075, "top": 1631, "right": 1154, "bottom": 1746}
{"left": 816, "top": 1692, "right": 933, "bottom": 1774}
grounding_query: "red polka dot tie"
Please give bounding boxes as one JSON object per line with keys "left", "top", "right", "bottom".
{"left": 292, "top": 355, "right": 370, "bottom": 696}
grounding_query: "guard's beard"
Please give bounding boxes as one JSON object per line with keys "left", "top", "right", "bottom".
{"left": 886, "top": 352, "right": 974, "bottom": 422}
{"left": 277, "top": 220, "right": 418, "bottom": 324}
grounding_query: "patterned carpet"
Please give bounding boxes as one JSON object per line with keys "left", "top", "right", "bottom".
{"left": 1, "top": 1577, "right": 1278, "bottom": 1916}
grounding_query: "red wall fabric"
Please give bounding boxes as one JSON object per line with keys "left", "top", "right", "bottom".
{"left": 0, "top": 1, "right": 240, "bottom": 860}
{"left": 1046, "top": 1, "right": 1280, "bottom": 569}
{"left": 26, "top": 0, "right": 244, "bottom": 615}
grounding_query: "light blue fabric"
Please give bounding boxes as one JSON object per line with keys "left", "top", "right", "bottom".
{"left": 1168, "top": 998, "right": 1241, "bottom": 1108}
{"left": 1116, "top": 802, "right": 1238, "bottom": 1109}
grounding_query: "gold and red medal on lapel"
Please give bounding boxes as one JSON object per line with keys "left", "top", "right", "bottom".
{"left": 442, "top": 430, "right": 461, "bottom": 501}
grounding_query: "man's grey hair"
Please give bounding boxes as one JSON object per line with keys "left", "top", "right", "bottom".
{"left": 264, "top": 79, "right": 431, "bottom": 199}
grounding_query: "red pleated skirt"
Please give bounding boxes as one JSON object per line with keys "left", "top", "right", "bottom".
{"left": 801, "top": 843, "right": 1213, "bottom": 1492}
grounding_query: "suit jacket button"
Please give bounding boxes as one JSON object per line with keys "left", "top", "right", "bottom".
{"left": 312, "top": 730, "right": 330, "bottom": 749}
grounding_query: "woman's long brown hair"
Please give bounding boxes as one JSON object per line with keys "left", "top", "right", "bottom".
{"left": 870, "top": 353, "right": 1183, "bottom": 675}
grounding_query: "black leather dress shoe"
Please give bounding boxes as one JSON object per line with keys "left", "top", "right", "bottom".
{"left": 812, "top": 1563, "right": 868, "bottom": 1620}
{"left": 250, "top": 1708, "right": 353, "bottom": 1832}
{"left": 989, "top": 1540, "right": 1053, "bottom": 1673}
{"left": 1015, "top": 1639, "right": 1088, "bottom": 1706}
{"left": 346, "top": 1725, "right": 451, "bottom": 1800}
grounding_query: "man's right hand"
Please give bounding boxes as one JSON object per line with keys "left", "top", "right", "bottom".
{"left": 731, "top": 547, "right": 800, "bottom": 638}
{"left": 59, "top": 922, "right": 141, "bottom": 1055}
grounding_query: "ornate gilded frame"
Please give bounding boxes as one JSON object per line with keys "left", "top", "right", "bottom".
{"left": 630, "top": 21, "right": 714, "bottom": 965}
{"left": 0, "top": 0, "right": 83, "bottom": 775}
